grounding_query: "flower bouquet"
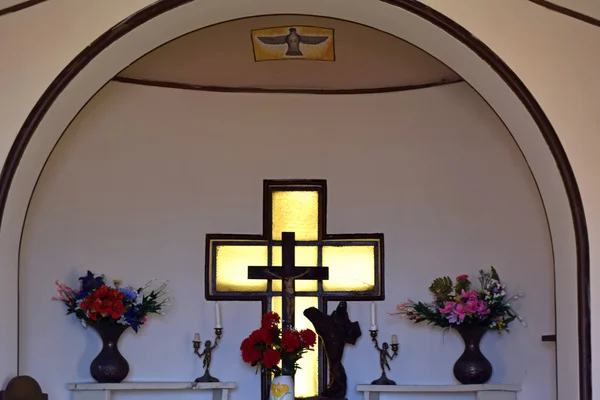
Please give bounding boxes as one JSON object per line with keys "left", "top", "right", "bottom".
{"left": 392, "top": 267, "right": 524, "bottom": 333}
{"left": 240, "top": 312, "right": 317, "bottom": 400}
{"left": 391, "top": 267, "right": 525, "bottom": 384}
{"left": 53, "top": 270, "right": 169, "bottom": 332}
{"left": 52, "top": 270, "right": 169, "bottom": 383}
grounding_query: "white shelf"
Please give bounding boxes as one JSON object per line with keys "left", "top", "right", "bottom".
{"left": 357, "top": 384, "right": 521, "bottom": 400}
{"left": 67, "top": 382, "right": 236, "bottom": 400}
{"left": 356, "top": 384, "right": 521, "bottom": 392}
{"left": 68, "top": 382, "right": 235, "bottom": 391}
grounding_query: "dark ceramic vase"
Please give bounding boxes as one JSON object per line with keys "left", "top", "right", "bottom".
{"left": 453, "top": 325, "right": 492, "bottom": 384}
{"left": 90, "top": 323, "right": 130, "bottom": 383}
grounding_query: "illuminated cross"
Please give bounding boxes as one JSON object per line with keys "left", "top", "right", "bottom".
{"left": 248, "top": 231, "right": 329, "bottom": 329}
{"left": 205, "top": 180, "right": 384, "bottom": 399}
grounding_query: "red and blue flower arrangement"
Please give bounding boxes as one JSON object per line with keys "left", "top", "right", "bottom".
{"left": 53, "top": 270, "right": 169, "bottom": 332}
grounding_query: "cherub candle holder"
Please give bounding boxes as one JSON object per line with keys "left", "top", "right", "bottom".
{"left": 369, "top": 329, "right": 399, "bottom": 385}
{"left": 192, "top": 327, "right": 223, "bottom": 382}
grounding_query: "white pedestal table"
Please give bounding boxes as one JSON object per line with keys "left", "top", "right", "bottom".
{"left": 67, "top": 381, "right": 236, "bottom": 400}
{"left": 357, "top": 384, "right": 521, "bottom": 400}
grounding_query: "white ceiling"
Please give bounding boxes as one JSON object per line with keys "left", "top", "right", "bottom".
{"left": 118, "top": 15, "right": 460, "bottom": 90}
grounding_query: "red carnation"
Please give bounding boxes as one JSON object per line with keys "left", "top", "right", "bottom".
{"left": 259, "top": 327, "right": 275, "bottom": 345}
{"left": 240, "top": 338, "right": 262, "bottom": 364}
{"left": 262, "top": 349, "right": 281, "bottom": 368}
{"left": 281, "top": 329, "right": 302, "bottom": 352}
{"left": 300, "top": 329, "right": 317, "bottom": 348}
{"left": 261, "top": 311, "right": 280, "bottom": 328}
{"left": 247, "top": 329, "right": 265, "bottom": 346}
{"left": 240, "top": 312, "right": 314, "bottom": 375}
{"left": 456, "top": 274, "right": 469, "bottom": 281}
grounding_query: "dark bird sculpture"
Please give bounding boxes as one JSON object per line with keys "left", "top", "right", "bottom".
{"left": 257, "top": 27, "right": 329, "bottom": 56}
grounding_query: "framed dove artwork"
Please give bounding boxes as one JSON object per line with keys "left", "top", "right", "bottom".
{"left": 251, "top": 26, "right": 335, "bottom": 62}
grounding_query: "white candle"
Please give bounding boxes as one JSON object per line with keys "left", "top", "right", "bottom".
{"left": 370, "top": 302, "right": 377, "bottom": 330}
{"left": 193, "top": 333, "right": 200, "bottom": 342}
{"left": 391, "top": 334, "right": 398, "bottom": 344}
{"left": 215, "top": 302, "right": 222, "bottom": 328}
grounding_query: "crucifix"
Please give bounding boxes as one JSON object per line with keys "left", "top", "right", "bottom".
{"left": 248, "top": 231, "right": 329, "bottom": 328}
{"left": 205, "top": 179, "right": 384, "bottom": 399}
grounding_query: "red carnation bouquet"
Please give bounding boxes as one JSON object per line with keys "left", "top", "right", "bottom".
{"left": 240, "top": 311, "right": 317, "bottom": 376}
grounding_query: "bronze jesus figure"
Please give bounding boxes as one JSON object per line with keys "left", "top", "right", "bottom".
{"left": 265, "top": 268, "right": 309, "bottom": 327}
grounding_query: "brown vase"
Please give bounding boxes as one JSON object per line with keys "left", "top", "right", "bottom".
{"left": 452, "top": 325, "right": 492, "bottom": 384}
{"left": 89, "top": 323, "right": 130, "bottom": 383}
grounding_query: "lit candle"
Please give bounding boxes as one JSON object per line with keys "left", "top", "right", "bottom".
{"left": 215, "top": 302, "right": 222, "bottom": 328}
{"left": 370, "top": 302, "right": 377, "bottom": 330}
{"left": 391, "top": 334, "right": 398, "bottom": 344}
{"left": 193, "top": 333, "right": 200, "bottom": 342}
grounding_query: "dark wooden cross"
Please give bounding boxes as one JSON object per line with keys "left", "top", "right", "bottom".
{"left": 248, "top": 231, "right": 329, "bottom": 328}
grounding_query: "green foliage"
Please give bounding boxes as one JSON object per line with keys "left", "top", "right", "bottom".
{"left": 490, "top": 266, "right": 500, "bottom": 281}
{"left": 428, "top": 276, "right": 453, "bottom": 301}
{"left": 409, "top": 301, "right": 450, "bottom": 327}
{"left": 455, "top": 277, "right": 471, "bottom": 294}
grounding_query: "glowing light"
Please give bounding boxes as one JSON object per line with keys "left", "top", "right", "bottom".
{"left": 272, "top": 191, "right": 319, "bottom": 240}
{"left": 322, "top": 245, "right": 376, "bottom": 291}
{"left": 215, "top": 245, "right": 268, "bottom": 292}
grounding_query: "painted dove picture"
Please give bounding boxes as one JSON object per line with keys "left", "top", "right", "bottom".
{"left": 251, "top": 26, "right": 335, "bottom": 62}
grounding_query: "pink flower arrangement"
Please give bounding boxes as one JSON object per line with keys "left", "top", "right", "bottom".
{"left": 437, "top": 289, "right": 490, "bottom": 323}
{"left": 392, "top": 267, "right": 525, "bottom": 334}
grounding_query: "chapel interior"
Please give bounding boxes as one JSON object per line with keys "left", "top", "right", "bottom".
{"left": 2, "top": 3, "right": 597, "bottom": 400}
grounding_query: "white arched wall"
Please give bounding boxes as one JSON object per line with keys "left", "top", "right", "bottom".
{"left": 0, "top": 0, "right": 579, "bottom": 398}
{"left": 20, "top": 81, "right": 557, "bottom": 400}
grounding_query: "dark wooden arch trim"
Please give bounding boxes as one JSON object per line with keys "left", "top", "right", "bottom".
{"left": 0, "top": 0, "right": 46, "bottom": 18}
{"left": 0, "top": 1, "right": 590, "bottom": 399}
{"left": 112, "top": 75, "right": 463, "bottom": 95}
{"left": 529, "top": 0, "right": 600, "bottom": 28}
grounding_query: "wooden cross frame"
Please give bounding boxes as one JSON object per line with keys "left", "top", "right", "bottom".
{"left": 205, "top": 179, "right": 384, "bottom": 399}
{"left": 248, "top": 231, "right": 329, "bottom": 329}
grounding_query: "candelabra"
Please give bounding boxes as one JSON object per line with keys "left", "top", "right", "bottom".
{"left": 369, "top": 329, "right": 399, "bottom": 385}
{"left": 192, "top": 327, "right": 223, "bottom": 382}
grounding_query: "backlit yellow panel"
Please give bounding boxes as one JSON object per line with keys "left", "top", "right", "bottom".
{"left": 272, "top": 297, "right": 282, "bottom": 325}
{"left": 272, "top": 246, "right": 319, "bottom": 292}
{"left": 272, "top": 191, "right": 319, "bottom": 241}
{"left": 322, "top": 245, "right": 376, "bottom": 291}
{"left": 272, "top": 296, "right": 319, "bottom": 398}
{"left": 215, "top": 245, "right": 268, "bottom": 292}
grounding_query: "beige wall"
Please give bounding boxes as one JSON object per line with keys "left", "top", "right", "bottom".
{"left": 21, "top": 81, "right": 554, "bottom": 400}
{"left": 548, "top": 0, "right": 600, "bottom": 20}
{"left": 0, "top": 0, "right": 599, "bottom": 397}
{"left": 0, "top": 0, "right": 32, "bottom": 9}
